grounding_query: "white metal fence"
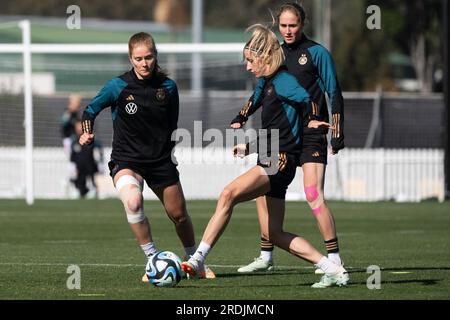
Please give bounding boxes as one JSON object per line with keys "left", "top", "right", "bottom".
{"left": 0, "top": 147, "right": 444, "bottom": 202}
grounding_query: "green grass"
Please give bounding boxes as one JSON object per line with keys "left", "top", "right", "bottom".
{"left": 0, "top": 199, "right": 449, "bottom": 300}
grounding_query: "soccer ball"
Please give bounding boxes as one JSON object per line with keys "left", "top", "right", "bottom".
{"left": 145, "top": 251, "right": 183, "bottom": 287}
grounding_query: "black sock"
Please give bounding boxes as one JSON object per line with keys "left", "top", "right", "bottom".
{"left": 260, "top": 237, "right": 274, "bottom": 252}
{"left": 324, "top": 238, "right": 339, "bottom": 254}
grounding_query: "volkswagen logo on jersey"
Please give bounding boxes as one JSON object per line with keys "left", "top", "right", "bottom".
{"left": 125, "top": 102, "right": 138, "bottom": 114}
{"left": 298, "top": 54, "right": 308, "bottom": 65}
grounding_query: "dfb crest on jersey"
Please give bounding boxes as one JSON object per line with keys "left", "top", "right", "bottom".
{"left": 125, "top": 102, "right": 138, "bottom": 114}
{"left": 156, "top": 88, "right": 166, "bottom": 102}
{"left": 298, "top": 54, "right": 308, "bottom": 65}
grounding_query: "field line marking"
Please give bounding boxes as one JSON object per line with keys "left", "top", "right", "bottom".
{"left": 0, "top": 262, "right": 360, "bottom": 270}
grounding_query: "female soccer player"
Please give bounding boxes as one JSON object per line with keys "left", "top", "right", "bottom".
{"left": 182, "top": 25, "right": 348, "bottom": 288}
{"left": 232, "top": 2, "right": 345, "bottom": 275}
{"left": 78, "top": 32, "right": 214, "bottom": 280}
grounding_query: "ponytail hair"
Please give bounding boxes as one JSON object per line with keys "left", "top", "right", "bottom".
{"left": 244, "top": 24, "right": 284, "bottom": 77}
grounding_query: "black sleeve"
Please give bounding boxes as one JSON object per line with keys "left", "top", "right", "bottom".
{"left": 230, "top": 98, "right": 254, "bottom": 126}
{"left": 230, "top": 78, "right": 266, "bottom": 126}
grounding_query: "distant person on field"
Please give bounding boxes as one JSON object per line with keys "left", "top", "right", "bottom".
{"left": 71, "top": 120, "right": 104, "bottom": 198}
{"left": 61, "top": 94, "right": 82, "bottom": 156}
{"left": 60, "top": 94, "right": 82, "bottom": 190}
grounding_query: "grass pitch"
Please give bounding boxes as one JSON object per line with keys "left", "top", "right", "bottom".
{"left": 0, "top": 199, "right": 449, "bottom": 300}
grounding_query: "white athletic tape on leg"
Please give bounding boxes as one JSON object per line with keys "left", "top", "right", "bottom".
{"left": 126, "top": 212, "right": 146, "bottom": 224}
{"left": 116, "top": 175, "right": 145, "bottom": 224}
{"left": 115, "top": 175, "right": 142, "bottom": 192}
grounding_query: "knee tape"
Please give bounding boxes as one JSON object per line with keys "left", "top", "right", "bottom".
{"left": 304, "top": 186, "right": 319, "bottom": 202}
{"left": 304, "top": 185, "right": 324, "bottom": 216}
{"left": 116, "top": 175, "right": 146, "bottom": 224}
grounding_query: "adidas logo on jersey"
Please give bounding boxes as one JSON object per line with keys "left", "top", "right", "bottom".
{"left": 126, "top": 95, "right": 135, "bottom": 101}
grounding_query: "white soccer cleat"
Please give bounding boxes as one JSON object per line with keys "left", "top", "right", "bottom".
{"left": 315, "top": 260, "right": 344, "bottom": 275}
{"left": 311, "top": 266, "right": 349, "bottom": 288}
{"left": 237, "top": 257, "right": 274, "bottom": 273}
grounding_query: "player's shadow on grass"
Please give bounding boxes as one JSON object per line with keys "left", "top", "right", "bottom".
{"left": 213, "top": 269, "right": 312, "bottom": 279}
{"left": 292, "top": 279, "right": 442, "bottom": 288}
{"left": 342, "top": 279, "right": 441, "bottom": 287}
{"left": 180, "top": 283, "right": 305, "bottom": 289}
{"left": 181, "top": 278, "right": 442, "bottom": 289}
{"left": 344, "top": 267, "right": 450, "bottom": 274}
{"left": 209, "top": 267, "right": 446, "bottom": 288}
{"left": 382, "top": 267, "right": 450, "bottom": 272}
{"left": 213, "top": 266, "right": 450, "bottom": 278}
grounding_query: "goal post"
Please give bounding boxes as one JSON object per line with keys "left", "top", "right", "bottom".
{"left": 19, "top": 20, "right": 34, "bottom": 205}
{"left": 0, "top": 20, "right": 34, "bottom": 205}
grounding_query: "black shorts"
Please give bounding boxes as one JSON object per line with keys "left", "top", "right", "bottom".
{"left": 108, "top": 159, "right": 179, "bottom": 189}
{"left": 298, "top": 134, "right": 328, "bottom": 166}
{"left": 257, "top": 152, "right": 298, "bottom": 200}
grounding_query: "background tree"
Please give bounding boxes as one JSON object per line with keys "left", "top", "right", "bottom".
{"left": 330, "top": 0, "right": 443, "bottom": 92}
{"left": 0, "top": 0, "right": 444, "bottom": 92}
{"left": 390, "top": 0, "right": 442, "bottom": 93}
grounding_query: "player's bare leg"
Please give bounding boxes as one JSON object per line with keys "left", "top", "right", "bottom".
{"left": 303, "top": 163, "right": 342, "bottom": 269}
{"left": 113, "top": 167, "right": 160, "bottom": 280}
{"left": 153, "top": 182, "right": 216, "bottom": 279}
{"left": 153, "top": 182, "right": 195, "bottom": 248}
{"left": 237, "top": 196, "right": 275, "bottom": 273}
{"left": 261, "top": 196, "right": 324, "bottom": 262}
{"left": 202, "top": 166, "right": 270, "bottom": 247}
{"left": 114, "top": 169, "right": 161, "bottom": 283}
{"left": 261, "top": 196, "right": 348, "bottom": 288}
{"left": 182, "top": 166, "right": 270, "bottom": 278}
{"left": 114, "top": 169, "right": 154, "bottom": 246}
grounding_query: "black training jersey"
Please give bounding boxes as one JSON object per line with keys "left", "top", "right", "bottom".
{"left": 282, "top": 34, "right": 344, "bottom": 149}
{"left": 243, "top": 69, "right": 310, "bottom": 156}
{"left": 82, "top": 69, "right": 178, "bottom": 164}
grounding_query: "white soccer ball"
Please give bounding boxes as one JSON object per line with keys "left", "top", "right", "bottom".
{"left": 145, "top": 251, "right": 183, "bottom": 287}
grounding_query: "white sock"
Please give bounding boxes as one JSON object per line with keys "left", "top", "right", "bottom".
{"left": 184, "top": 245, "right": 197, "bottom": 258}
{"left": 260, "top": 251, "right": 273, "bottom": 262}
{"left": 328, "top": 253, "right": 342, "bottom": 266}
{"left": 141, "top": 242, "right": 157, "bottom": 257}
{"left": 315, "top": 256, "right": 339, "bottom": 275}
{"left": 192, "top": 241, "right": 211, "bottom": 264}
